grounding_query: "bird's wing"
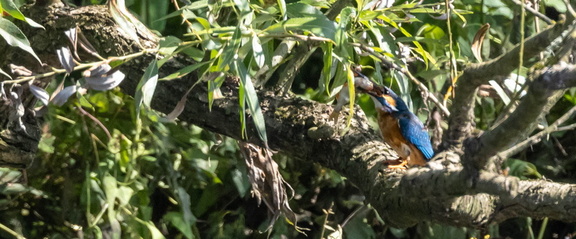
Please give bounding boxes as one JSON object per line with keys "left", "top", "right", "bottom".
{"left": 398, "top": 113, "right": 435, "bottom": 160}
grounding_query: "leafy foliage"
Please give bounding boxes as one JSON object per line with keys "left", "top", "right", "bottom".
{"left": 1, "top": 0, "right": 576, "bottom": 238}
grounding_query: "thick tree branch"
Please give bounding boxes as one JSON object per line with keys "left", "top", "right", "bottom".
{"left": 2, "top": 2, "right": 576, "bottom": 229}
{"left": 443, "top": 20, "right": 572, "bottom": 150}
{"left": 470, "top": 64, "right": 576, "bottom": 169}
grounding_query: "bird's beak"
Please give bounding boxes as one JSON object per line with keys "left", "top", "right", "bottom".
{"left": 368, "top": 92, "right": 398, "bottom": 112}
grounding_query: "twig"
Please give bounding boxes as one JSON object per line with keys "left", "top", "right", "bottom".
{"left": 350, "top": 42, "right": 451, "bottom": 116}
{"left": 76, "top": 106, "right": 112, "bottom": 140}
{"left": 510, "top": 0, "right": 554, "bottom": 25}
{"left": 2, "top": 49, "right": 156, "bottom": 84}
{"left": 0, "top": 222, "right": 25, "bottom": 239}
{"left": 170, "top": 0, "right": 195, "bottom": 31}
{"left": 498, "top": 105, "right": 576, "bottom": 159}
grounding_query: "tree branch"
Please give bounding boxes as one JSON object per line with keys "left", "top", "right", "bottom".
{"left": 3, "top": 2, "right": 576, "bottom": 229}
{"left": 442, "top": 20, "right": 571, "bottom": 150}
{"left": 472, "top": 63, "right": 576, "bottom": 169}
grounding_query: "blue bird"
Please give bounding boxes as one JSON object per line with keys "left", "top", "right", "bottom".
{"left": 367, "top": 85, "right": 434, "bottom": 168}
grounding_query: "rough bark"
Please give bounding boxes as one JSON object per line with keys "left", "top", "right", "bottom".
{"left": 1, "top": 2, "right": 576, "bottom": 229}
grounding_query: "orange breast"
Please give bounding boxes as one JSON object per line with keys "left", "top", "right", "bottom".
{"left": 377, "top": 110, "right": 427, "bottom": 167}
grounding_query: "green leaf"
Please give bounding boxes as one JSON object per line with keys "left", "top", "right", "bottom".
{"left": 160, "top": 61, "right": 209, "bottom": 81}
{"left": 378, "top": 15, "right": 432, "bottom": 67}
{"left": 218, "top": 27, "right": 242, "bottom": 70}
{"left": 135, "top": 59, "right": 159, "bottom": 117}
{"left": 504, "top": 158, "right": 542, "bottom": 179}
{"left": 345, "top": 67, "right": 355, "bottom": 128}
{"left": 251, "top": 35, "right": 265, "bottom": 68}
{"left": 164, "top": 212, "right": 194, "bottom": 239}
{"left": 231, "top": 169, "right": 249, "bottom": 197}
{"left": 265, "top": 17, "right": 338, "bottom": 41}
{"left": 321, "top": 42, "right": 333, "bottom": 95}
{"left": 0, "top": 17, "right": 42, "bottom": 64}
{"left": 38, "top": 134, "right": 55, "bottom": 153}
{"left": 175, "top": 186, "right": 196, "bottom": 225}
{"left": 143, "top": 221, "right": 166, "bottom": 239}
{"left": 233, "top": 59, "right": 268, "bottom": 146}
{"left": 207, "top": 72, "right": 225, "bottom": 110}
{"left": 285, "top": 2, "right": 324, "bottom": 18}
{"left": 0, "top": 0, "right": 44, "bottom": 29}
{"left": 158, "top": 36, "right": 182, "bottom": 56}
{"left": 277, "top": 0, "right": 287, "bottom": 19}
{"left": 1, "top": 0, "right": 26, "bottom": 20}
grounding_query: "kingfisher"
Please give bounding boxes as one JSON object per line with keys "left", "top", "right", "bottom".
{"left": 367, "top": 84, "right": 434, "bottom": 168}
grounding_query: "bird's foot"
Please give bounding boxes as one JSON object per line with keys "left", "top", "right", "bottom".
{"left": 385, "top": 158, "right": 408, "bottom": 169}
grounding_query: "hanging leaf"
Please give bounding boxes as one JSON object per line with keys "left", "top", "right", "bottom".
{"left": 158, "top": 36, "right": 182, "bottom": 56}
{"left": 277, "top": 0, "right": 287, "bottom": 19}
{"left": 471, "top": 23, "right": 490, "bottom": 62}
{"left": 251, "top": 35, "right": 265, "bottom": 68}
{"left": 0, "top": 17, "right": 42, "bottom": 64}
{"left": 29, "top": 84, "right": 49, "bottom": 106}
{"left": 344, "top": 66, "right": 355, "bottom": 128}
{"left": 321, "top": 42, "right": 333, "bottom": 95}
{"left": 233, "top": 59, "right": 268, "bottom": 146}
{"left": 135, "top": 59, "right": 159, "bottom": 116}
{"left": 265, "top": 17, "right": 338, "bottom": 41}
{"left": 0, "top": 0, "right": 44, "bottom": 29}
{"left": 160, "top": 61, "right": 210, "bottom": 81}
{"left": 56, "top": 46, "right": 76, "bottom": 73}
{"left": 84, "top": 64, "right": 125, "bottom": 91}
{"left": 207, "top": 72, "right": 225, "bottom": 111}
{"left": 52, "top": 85, "right": 78, "bottom": 106}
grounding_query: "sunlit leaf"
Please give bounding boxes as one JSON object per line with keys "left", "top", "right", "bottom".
{"left": 207, "top": 72, "right": 225, "bottom": 110}
{"left": 277, "top": 0, "right": 287, "bottom": 19}
{"left": 143, "top": 221, "right": 165, "bottom": 239}
{"left": 219, "top": 27, "right": 242, "bottom": 70}
{"left": 321, "top": 42, "right": 333, "bottom": 95}
{"left": 0, "top": 17, "right": 42, "bottom": 64}
{"left": 158, "top": 36, "right": 181, "bottom": 56}
{"left": 234, "top": 59, "right": 268, "bottom": 146}
{"left": 0, "top": 0, "right": 44, "bottom": 29}
{"left": 56, "top": 46, "right": 76, "bottom": 73}
{"left": 161, "top": 61, "right": 209, "bottom": 81}
{"left": 504, "top": 158, "right": 542, "bottom": 179}
{"left": 285, "top": 2, "right": 325, "bottom": 18}
{"left": 265, "top": 17, "right": 338, "bottom": 41}
{"left": 29, "top": 84, "right": 49, "bottom": 106}
{"left": 251, "top": 34, "right": 265, "bottom": 68}
{"left": 135, "top": 59, "right": 159, "bottom": 116}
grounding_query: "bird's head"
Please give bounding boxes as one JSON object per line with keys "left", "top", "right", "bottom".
{"left": 367, "top": 86, "right": 399, "bottom": 113}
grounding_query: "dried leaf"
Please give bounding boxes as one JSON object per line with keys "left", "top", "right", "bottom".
{"left": 52, "top": 85, "right": 78, "bottom": 106}
{"left": 84, "top": 64, "right": 125, "bottom": 91}
{"left": 64, "top": 27, "right": 77, "bottom": 47}
{"left": 56, "top": 46, "right": 75, "bottom": 73}
{"left": 471, "top": 23, "right": 490, "bottom": 62}
{"left": 29, "top": 83, "right": 49, "bottom": 106}
{"left": 238, "top": 142, "right": 298, "bottom": 232}
{"left": 9, "top": 64, "right": 32, "bottom": 76}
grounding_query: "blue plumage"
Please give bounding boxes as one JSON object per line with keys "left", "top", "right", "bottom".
{"left": 369, "top": 85, "right": 435, "bottom": 163}
{"left": 394, "top": 111, "right": 435, "bottom": 160}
